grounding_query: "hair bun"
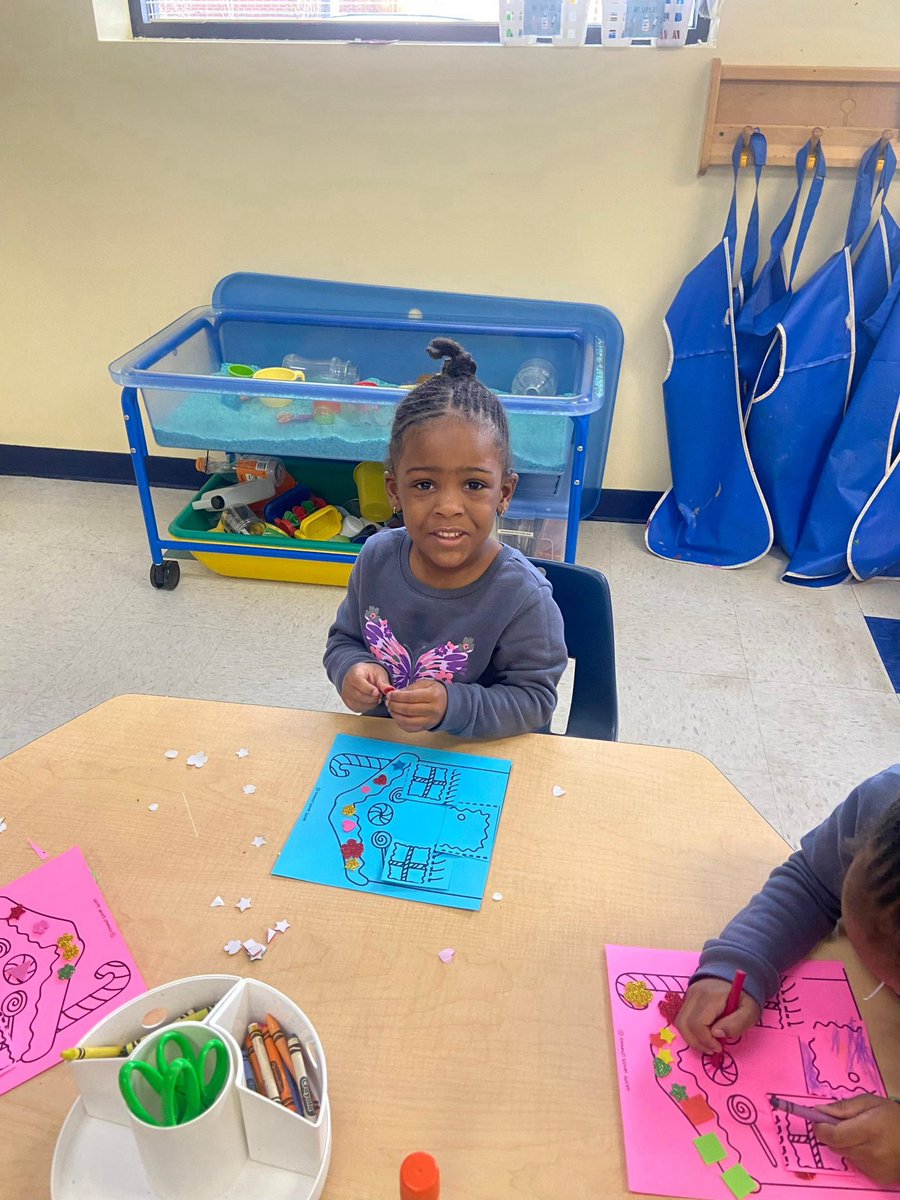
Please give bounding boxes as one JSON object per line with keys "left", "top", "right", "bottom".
{"left": 426, "top": 337, "right": 477, "bottom": 379}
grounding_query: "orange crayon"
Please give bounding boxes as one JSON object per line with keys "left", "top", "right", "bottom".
{"left": 260, "top": 1022, "right": 297, "bottom": 1112}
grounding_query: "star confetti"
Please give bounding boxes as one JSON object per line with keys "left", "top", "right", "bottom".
{"left": 224, "top": 939, "right": 242, "bottom": 955}
{"left": 210, "top": 896, "right": 225, "bottom": 908}
{"left": 274, "top": 919, "right": 290, "bottom": 933}
{"left": 243, "top": 938, "right": 267, "bottom": 961}
{"left": 671, "top": 1084, "right": 688, "bottom": 1101}
{"left": 242, "top": 784, "right": 257, "bottom": 796}
{"left": 58, "top": 964, "right": 75, "bottom": 980}
{"left": 251, "top": 836, "right": 267, "bottom": 848}
{"left": 236, "top": 897, "right": 252, "bottom": 912}
{"left": 659, "top": 1027, "right": 677, "bottom": 1044}
{"left": 236, "top": 748, "right": 249, "bottom": 758}
{"left": 9, "top": 905, "right": 25, "bottom": 920}
{"left": 186, "top": 751, "right": 208, "bottom": 768}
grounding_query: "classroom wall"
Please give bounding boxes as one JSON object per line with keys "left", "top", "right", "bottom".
{"left": 2, "top": 1, "right": 898, "bottom": 491}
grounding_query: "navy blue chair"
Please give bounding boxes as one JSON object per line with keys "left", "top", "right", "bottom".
{"left": 530, "top": 558, "right": 618, "bottom": 741}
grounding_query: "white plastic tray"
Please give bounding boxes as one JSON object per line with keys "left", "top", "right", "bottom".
{"left": 51, "top": 974, "right": 331, "bottom": 1200}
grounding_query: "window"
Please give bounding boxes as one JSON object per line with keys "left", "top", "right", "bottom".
{"left": 127, "top": 0, "right": 711, "bottom": 43}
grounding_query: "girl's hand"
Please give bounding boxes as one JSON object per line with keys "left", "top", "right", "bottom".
{"left": 817, "top": 1096, "right": 900, "bottom": 1184}
{"left": 341, "top": 662, "right": 390, "bottom": 713}
{"left": 675, "top": 978, "right": 761, "bottom": 1054}
{"left": 386, "top": 679, "right": 448, "bottom": 733}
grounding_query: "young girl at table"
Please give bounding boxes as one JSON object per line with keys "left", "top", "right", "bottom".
{"left": 324, "top": 337, "right": 567, "bottom": 739}
{"left": 678, "top": 764, "right": 900, "bottom": 1184}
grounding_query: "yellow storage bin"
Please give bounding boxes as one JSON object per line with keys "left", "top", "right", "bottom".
{"left": 169, "top": 471, "right": 360, "bottom": 586}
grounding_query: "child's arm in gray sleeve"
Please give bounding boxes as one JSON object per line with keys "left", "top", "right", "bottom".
{"left": 437, "top": 587, "right": 567, "bottom": 739}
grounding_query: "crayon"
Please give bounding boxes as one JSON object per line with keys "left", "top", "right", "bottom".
{"left": 769, "top": 1095, "right": 841, "bottom": 1125}
{"left": 286, "top": 1032, "right": 320, "bottom": 1118}
{"left": 300, "top": 1036, "right": 323, "bottom": 1106}
{"left": 62, "top": 1004, "right": 214, "bottom": 1060}
{"left": 711, "top": 970, "right": 747, "bottom": 1068}
{"left": 260, "top": 1023, "right": 297, "bottom": 1112}
{"left": 722, "top": 970, "right": 747, "bottom": 1019}
{"left": 248, "top": 1022, "right": 281, "bottom": 1104}
{"left": 264, "top": 1014, "right": 303, "bottom": 1111}
{"left": 60, "top": 1045, "right": 125, "bottom": 1061}
{"left": 243, "top": 1033, "right": 265, "bottom": 1093}
{"left": 241, "top": 1045, "right": 258, "bottom": 1092}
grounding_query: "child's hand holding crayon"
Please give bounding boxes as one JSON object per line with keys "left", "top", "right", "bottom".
{"left": 341, "top": 662, "right": 391, "bottom": 712}
{"left": 676, "top": 977, "right": 761, "bottom": 1054}
{"left": 816, "top": 1095, "right": 900, "bottom": 1185}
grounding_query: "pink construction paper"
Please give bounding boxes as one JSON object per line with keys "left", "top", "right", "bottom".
{"left": 605, "top": 945, "right": 900, "bottom": 1199}
{"left": 0, "top": 847, "right": 145, "bottom": 1096}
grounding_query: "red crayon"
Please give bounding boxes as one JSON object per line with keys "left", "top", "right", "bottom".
{"left": 711, "top": 970, "right": 746, "bottom": 1068}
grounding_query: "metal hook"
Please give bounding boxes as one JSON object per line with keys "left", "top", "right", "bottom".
{"left": 739, "top": 125, "right": 753, "bottom": 168}
{"left": 876, "top": 128, "right": 893, "bottom": 173}
{"left": 806, "top": 127, "right": 823, "bottom": 169}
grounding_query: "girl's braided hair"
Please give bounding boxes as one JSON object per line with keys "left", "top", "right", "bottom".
{"left": 387, "top": 338, "right": 512, "bottom": 471}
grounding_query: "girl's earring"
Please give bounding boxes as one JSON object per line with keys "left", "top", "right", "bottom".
{"left": 392, "top": 506, "right": 401, "bottom": 516}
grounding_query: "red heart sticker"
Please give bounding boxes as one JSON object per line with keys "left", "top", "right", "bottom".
{"left": 374, "top": 774, "right": 387, "bottom": 785}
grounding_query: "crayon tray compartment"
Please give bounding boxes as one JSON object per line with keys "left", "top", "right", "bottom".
{"left": 52, "top": 974, "right": 331, "bottom": 1200}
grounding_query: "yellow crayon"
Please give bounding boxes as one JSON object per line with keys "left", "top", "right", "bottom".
{"left": 60, "top": 1045, "right": 124, "bottom": 1061}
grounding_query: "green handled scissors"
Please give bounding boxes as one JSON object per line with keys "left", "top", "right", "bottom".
{"left": 119, "top": 1030, "right": 229, "bottom": 1127}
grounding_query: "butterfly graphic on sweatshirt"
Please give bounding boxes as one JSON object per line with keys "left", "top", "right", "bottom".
{"left": 364, "top": 607, "right": 474, "bottom": 688}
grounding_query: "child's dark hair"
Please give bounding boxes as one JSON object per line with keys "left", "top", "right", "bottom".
{"left": 845, "top": 799, "right": 900, "bottom": 949}
{"left": 387, "top": 338, "right": 512, "bottom": 471}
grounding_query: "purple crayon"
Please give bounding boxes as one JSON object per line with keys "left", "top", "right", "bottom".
{"left": 769, "top": 1095, "right": 841, "bottom": 1126}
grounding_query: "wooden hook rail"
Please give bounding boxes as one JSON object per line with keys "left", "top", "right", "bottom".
{"left": 699, "top": 61, "right": 900, "bottom": 173}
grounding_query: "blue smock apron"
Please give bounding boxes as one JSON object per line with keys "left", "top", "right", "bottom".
{"left": 743, "top": 140, "right": 856, "bottom": 558}
{"left": 646, "top": 133, "right": 773, "bottom": 567}
{"left": 784, "top": 142, "right": 900, "bottom": 586}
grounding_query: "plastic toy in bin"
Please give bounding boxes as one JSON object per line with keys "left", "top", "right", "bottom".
{"left": 354, "top": 461, "right": 393, "bottom": 523}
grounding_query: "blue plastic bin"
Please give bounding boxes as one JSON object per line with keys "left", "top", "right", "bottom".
{"left": 111, "top": 274, "right": 622, "bottom": 582}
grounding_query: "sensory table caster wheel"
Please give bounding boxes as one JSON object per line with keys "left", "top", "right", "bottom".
{"left": 149, "top": 560, "right": 180, "bottom": 590}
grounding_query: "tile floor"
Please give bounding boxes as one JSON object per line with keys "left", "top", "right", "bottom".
{"left": 2, "top": 475, "right": 899, "bottom": 848}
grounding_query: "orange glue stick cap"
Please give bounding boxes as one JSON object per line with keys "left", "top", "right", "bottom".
{"left": 400, "top": 1152, "right": 440, "bottom": 1200}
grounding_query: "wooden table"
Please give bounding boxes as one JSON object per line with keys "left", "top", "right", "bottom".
{"left": 2, "top": 696, "right": 898, "bottom": 1199}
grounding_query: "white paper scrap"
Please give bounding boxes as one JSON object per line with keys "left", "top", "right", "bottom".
{"left": 242, "top": 784, "right": 257, "bottom": 796}
{"left": 187, "top": 752, "right": 208, "bottom": 768}
{"left": 236, "top": 748, "right": 249, "bottom": 758}
{"left": 0, "top": 819, "right": 6, "bottom": 834}
{"left": 148, "top": 803, "right": 159, "bottom": 812}
{"left": 438, "top": 948, "right": 455, "bottom": 964}
{"left": 210, "top": 896, "right": 225, "bottom": 908}
{"left": 266, "top": 928, "right": 278, "bottom": 944}
{"left": 236, "top": 897, "right": 252, "bottom": 912}
{"left": 492, "top": 892, "right": 503, "bottom": 902}
{"left": 551, "top": 785, "right": 566, "bottom": 797}
{"left": 164, "top": 750, "right": 179, "bottom": 759}
{"left": 243, "top": 938, "right": 267, "bottom": 960}
{"left": 224, "top": 939, "right": 242, "bottom": 955}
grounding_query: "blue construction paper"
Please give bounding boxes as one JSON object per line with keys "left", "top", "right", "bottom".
{"left": 865, "top": 616, "right": 900, "bottom": 692}
{"left": 272, "top": 734, "right": 512, "bottom": 911}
